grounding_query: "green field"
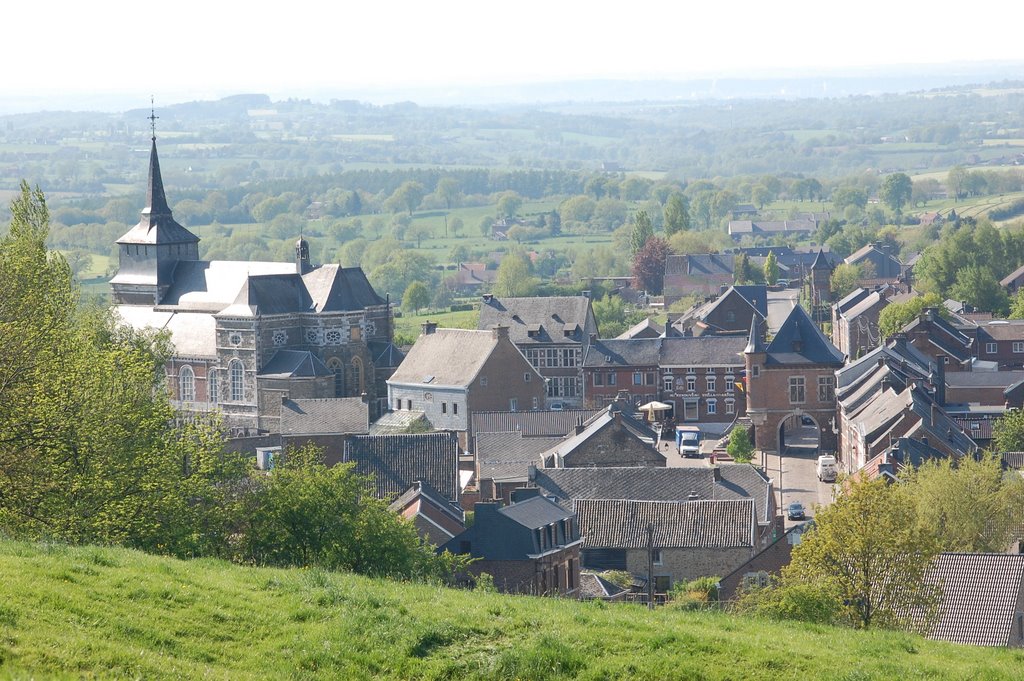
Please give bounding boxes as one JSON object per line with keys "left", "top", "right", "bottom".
{"left": 395, "top": 307, "right": 480, "bottom": 341}
{"left": 0, "top": 538, "right": 1020, "bottom": 679}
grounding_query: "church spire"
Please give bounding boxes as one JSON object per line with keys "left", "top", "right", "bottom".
{"left": 144, "top": 99, "right": 171, "bottom": 220}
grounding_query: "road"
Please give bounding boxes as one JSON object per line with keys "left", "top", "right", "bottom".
{"left": 766, "top": 288, "right": 800, "bottom": 334}
{"left": 763, "top": 424, "right": 835, "bottom": 529}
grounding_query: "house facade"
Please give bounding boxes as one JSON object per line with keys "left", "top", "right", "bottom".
{"left": 386, "top": 324, "right": 546, "bottom": 444}
{"left": 581, "top": 338, "right": 661, "bottom": 408}
{"left": 661, "top": 336, "right": 749, "bottom": 424}
{"left": 477, "top": 295, "right": 598, "bottom": 408}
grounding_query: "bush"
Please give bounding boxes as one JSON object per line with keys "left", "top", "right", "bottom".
{"left": 450, "top": 303, "right": 474, "bottom": 312}
{"left": 668, "top": 576, "right": 720, "bottom": 610}
{"left": 734, "top": 581, "right": 843, "bottom": 625}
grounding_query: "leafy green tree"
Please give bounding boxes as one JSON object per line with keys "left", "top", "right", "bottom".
{"left": 902, "top": 453, "right": 1024, "bottom": 554}
{"left": 385, "top": 181, "right": 426, "bottom": 216}
{"left": 406, "top": 223, "right": 432, "bottom": 249}
{"left": 449, "top": 216, "right": 464, "bottom": 238}
{"left": 493, "top": 250, "right": 537, "bottom": 297}
{"left": 880, "top": 173, "right": 913, "bottom": 222}
{"left": 734, "top": 253, "right": 755, "bottom": 285}
{"left": 948, "top": 265, "right": 1009, "bottom": 315}
{"left": 496, "top": 191, "right": 524, "bottom": 219}
{"left": 993, "top": 408, "right": 1024, "bottom": 453}
{"left": 831, "top": 186, "right": 868, "bottom": 212}
{"left": 690, "top": 190, "right": 715, "bottom": 230}
{"left": 591, "top": 294, "right": 627, "bottom": 337}
{"left": 877, "top": 293, "right": 944, "bottom": 339}
{"left": 779, "top": 477, "right": 940, "bottom": 631}
{"left": 829, "top": 263, "right": 862, "bottom": 299}
{"left": 663, "top": 193, "right": 691, "bottom": 236}
{"left": 726, "top": 428, "right": 754, "bottom": 463}
{"left": 750, "top": 184, "right": 771, "bottom": 209}
{"left": 402, "top": 281, "right": 431, "bottom": 314}
{"left": 435, "top": 177, "right": 461, "bottom": 210}
{"left": 369, "top": 250, "right": 436, "bottom": 301}
{"left": 948, "top": 165, "right": 967, "bottom": 202}
{"left": 763, "top": 251, "right": 780, "bottom": 286}
{"left": 629, "top": 210, "right": 654, "bottom": 254}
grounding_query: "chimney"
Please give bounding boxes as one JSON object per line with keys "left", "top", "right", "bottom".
{"left": 510, "top": 487, "right": 541, "bottom": 504}
{"left": 719, "top": 285, "right": 729, "bottom": 295}
{"left": 491, "top": 325, "right": 509, "bottom": 340}
{"left": 712, "top": 466, "right": 722, "bottom": 483}
{"left": 421, "top": 321, "right": 437, "bottom": 335}
{"left": 582, "top": 290, "right": 591, "bottom": 299}
{"left": 933, "top": 361, "right": 946, "bottom": 406}
{"left": 482, "top": 293, "right": 494, "bottom": 304}
{"left": 527, "top": 463, "right": 538, "bottom": 482}
{"left": 360, "top": 392, "right": 368, "bottom": 404}
{"left": 589, "top": 333, "right": 597, "bottom": 345}
{"left": 687, "top": 490, "right": 700, "bottom": 502}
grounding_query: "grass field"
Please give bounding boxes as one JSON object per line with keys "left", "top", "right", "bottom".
{"left": 0, "top": 538, "right": 1021, "bottom": 679}
{"left": 395, "top": 307, "right": 480, "bottom": 341}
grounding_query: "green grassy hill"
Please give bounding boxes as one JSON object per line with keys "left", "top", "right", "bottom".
{"left": 0, "top": 539, "right": 1020, "bottom": 679}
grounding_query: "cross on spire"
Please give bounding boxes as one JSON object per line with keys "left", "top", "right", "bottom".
{"left": 148, "top": 96, "right": 159, "bottom": 141}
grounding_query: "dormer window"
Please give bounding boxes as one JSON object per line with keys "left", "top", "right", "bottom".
{"left": 527, "top": 323, "right": 542, "bottom": 338}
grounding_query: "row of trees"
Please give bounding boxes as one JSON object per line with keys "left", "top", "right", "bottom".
{"left": 0, "top": 184, "right": 462, "bottom": 581}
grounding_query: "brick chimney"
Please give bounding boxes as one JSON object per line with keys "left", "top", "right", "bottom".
{"left": 421, "top": 321, "right": 437, "bottom": 335}
{"left": 482, "top": 293, "right": 494, "bottom": 304}
{"left": 491, "top": 325, "right": 510, "bottom": 340}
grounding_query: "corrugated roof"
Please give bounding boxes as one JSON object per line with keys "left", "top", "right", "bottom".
{"left": 575, "top": 498, "right": 755, "bottom": 549}
{"left": 926, "top": 553, "right": 1024, "bottom": 647}
{"left": 345, "top": 432, "right": 461, "bottom": 503}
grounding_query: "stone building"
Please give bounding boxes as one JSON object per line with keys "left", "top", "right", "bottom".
{"left": 745, "top": 305, "right": 845, "bottom": 455}
{"left": 111, "top": 137, "right": 399, "bottom": 432}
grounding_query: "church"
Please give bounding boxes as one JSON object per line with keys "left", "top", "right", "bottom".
{"left": 111, "top": 135, "right": 400, "bottom": 434}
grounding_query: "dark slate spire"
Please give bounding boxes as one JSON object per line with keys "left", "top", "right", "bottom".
{"left": 811, "top": 248, "right": 832, "bottom": 271}
{"left": 745, "top": 315, "right": 765, "bottom": 354}
{"left": 144, "top": 137, "right": 172, "bottom": 221}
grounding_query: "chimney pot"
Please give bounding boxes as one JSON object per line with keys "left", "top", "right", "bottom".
{"left": 421, "top": 321, "right": 437, "bottom": 335}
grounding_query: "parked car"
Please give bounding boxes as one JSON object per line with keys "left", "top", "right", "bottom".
{"left": 800, "top": 415, "right": 815, "bottom": 426}
{"left": 787, "top": 501, "right": 806, "bottom": 520}
{"left": 549, "top": 402, "right": 564, "bottom": 411}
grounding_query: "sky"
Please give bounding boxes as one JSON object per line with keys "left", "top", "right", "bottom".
{"left": 6, "top": 1, "right": 1022, "bottom": 103}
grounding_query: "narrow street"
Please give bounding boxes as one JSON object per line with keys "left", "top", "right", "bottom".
{"left": 762, "top": 424, "right": 834, "bottom": 529}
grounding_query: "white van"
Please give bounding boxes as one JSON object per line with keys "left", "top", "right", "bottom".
{"left": 816, "top": 455, "right": 837, "bottom": 483}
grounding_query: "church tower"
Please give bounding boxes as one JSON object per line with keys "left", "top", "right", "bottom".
{"left": 809, "top": 248, "right": 834, "bottom": 318}
{"left": 110, "top": 122, "right": 200, "bottom": 305}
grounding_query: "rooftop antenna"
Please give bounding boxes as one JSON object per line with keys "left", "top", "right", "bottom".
{"left": 148, "top": 95, "right": 159, "bottom": 141}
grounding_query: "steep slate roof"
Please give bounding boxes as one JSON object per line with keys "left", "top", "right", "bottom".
{"left": 476, "top": 431, "right": 563, "bottom": 482}
{"left": 478, "top": 296, "right": 593, "bottom": 345}
{"left": 442, "top": 495, "right": 578, "bottom": 561}
{"left": 926, "top": 553, "right": 1024, "bottom": 647}
{"left": 672, "top": 287, "right": 766, "bottom": 336}
{"left": 114, "top": 306, "right": 219, "bottom": 357}
{"left": 258, "top": 350, "right": 333, "bottom": 378}
{"left": 811, "top": 248, "right": 833, "bottom": 271}
{"left": 368, "top": 340, "right": 405, "bottom": 369}
{"left": 1000, "top": 264, "right": 1024, "bottom": 287}
{"left": 583, "top": 338, "right": 662, "bottom": 368}
{"left": 344, "top": 432, "right": 461, "bottom": 503}
{"left": 302, "top": 265, "right": 386, "bottom": 311}
{"left": 659, "top": 336, "right": 748, "bottom": 366}
{"left": 158, "top": 260, "right": 298, "bottom": 311}
{"left": 764, "top": 304, "right": 845, "bottom": 366}
{"left": 900, "top": 309, "right": 973, "bottom": 364}
{"left": 845, "top": 243, "right": 903, "bottom": 278}
{"left": 225, "top": 273, "right": 314, "bottom": 316}
{"left": 388, "top": 328, "right": 502, "bottom": 388}
{"left": 114, "top": 139, "right": 200, "bottom": 247}
{"left": 533, "top": 465, "right": 773, "bottom": 525}
{"left": 280, "top": 397, "right": 369, "bottom": 436}
{"left": 575, "top": 498, "right": 756, "bottom": 549}
{"left": 578, "top": 572, "right": 628, "bottom": 600}
{"left": 834, "top": 287, "right": 873, "bottom": 315}
{"left": 728, "top": 220, "right": 816, "bottom": 236}
{"left": 541, "top": 407, "right": 662, "bottom": 467}
{"left": 975, "top": 319, "right": 1024, "bottom": 341}
{"left": 470, "top": 409, "right": 602, "bottom": 438}
{"left": 389, "top": 479, "right": 465, "bottom": 526}
{"left": 664, "top": 253, "right": 734, "bottom": 277}
{"left": 616, "top": 317, "right": 664, "bottom": 340}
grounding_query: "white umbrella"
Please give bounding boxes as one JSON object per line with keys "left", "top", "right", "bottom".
{"left": 637, "top": 401, "right": 672, "bottom": 413}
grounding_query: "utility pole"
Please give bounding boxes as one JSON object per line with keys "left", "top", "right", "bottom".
{"left": 646, "top": 522, "right": 655, "bottom": 609}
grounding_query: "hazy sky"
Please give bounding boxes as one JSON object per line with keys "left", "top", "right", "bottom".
{"left": 7, "top": 1, "right": 1021, "bottom": 99}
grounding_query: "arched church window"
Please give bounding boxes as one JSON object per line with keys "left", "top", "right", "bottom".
{"left": 352, "top": 356, "right": 365, "bottom": 395}
{"left": 230, "top": 360, "right": 245, "bottom": 402}
{"left": 179, "top": 365, "right": 196, "bottom": 402}
{"left": 327, "top": 357, "right": 344, "bottom": 397}
{"left": 209, "top": 370, "right": 219, "bottom": 404}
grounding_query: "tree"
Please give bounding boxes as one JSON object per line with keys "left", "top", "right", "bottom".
{"left": 779, "top": 477, "right": 940, "bottom": 631}
{"left": 948, "top": 265, "right": 1009, "bottom": 315}
{"left": 435, "top": 177, "right": 461, "bottom": 210}
{"left": 449, "top": 216, "right": 464, "bottom": 238}
{"left": 734, "top": 253, "right": 756, "bottom": 285}
{"left": 763, "top": 251, "right": 779, "bottom": 286}
{"left": 831, "top": 186, "right": 868, "bottom": 212}
{"left": 385, "top": 181, "right": 426, "bottom": 216}
{"left": 629, "top": 210, "right": 654, "bottom": 255}
{"left": 750, "top": 184, "right": 771, "bottom": 210}
{"left": 406, "top": 223, "right": 433, "bottom": 249}
{"left": 902, "top": 453, "right": 1024, "bottom": 554}
{"left": 829, "top": 263, "right": 862, "bottom": 299}
{"left": 877, "top": 293, "right": 944, "bottom": 339}
{"left": 993, "top": 408, "right": 1024, "bottom": 453}
{"left": 496, "top": 191, "right": 524, "bottom": 219}
{"left": 663, "top": 193, "right": 691, "bottom": 236}
{"left": 402, "top": 281, "right": 430, "bottom": 314}
{"left": 631, "top": 236, "right": 671, "bottom": 295}
{"left": 948, "top": 166, "right": 967, "bottom": 202}
{"left": 493, "top": 250, "right": 537, "bottom": 297}
{"left": 726, "top": 428, "right": 754, "bottom": 463}
{"left": 880, "top": 173, "right": 913, "bottom": 222}
{"left": 591, "top": 294, "right": 627, "bottom": 338}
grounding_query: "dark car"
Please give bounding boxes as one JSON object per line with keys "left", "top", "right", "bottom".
{"left": 786, "top": 502, "right": 806, "bottom": 520}
{"left": 800, "top": 416, "right": 815, "bottom": 426}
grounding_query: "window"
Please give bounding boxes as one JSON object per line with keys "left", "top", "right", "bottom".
{"left": 789, "top": 376, "right": 805, "bottom": 404}
{"left": 350, "top": 326, "right": 361, "bottom": 341}
{"left": 1014, "top": 342, "right": 1024, "bottom": 354}
{"left": 524, "top": 372, "right": 531, "bottom": 383}
{"left": 510, "top": 398, "right": 518, "bottom": 411}
{"left": 653, "top": 549, "right": 663, "bottom": 566}
{"left": 272, "top": 329, "right": 287, "bottom": 346}
{"left": 179, "top": 365, "right": 195, "bottom": 402}
{"left": 686, "top": 377, "right": 696, "bottom": 392}
{"left": 208, "top": 370, "right": 218, "bottom": 404}
{"left": 725, "top": 375, "right": 735, "bottom": 391}
{"left": 441, "top": 402, "right": 447, "bottom": 414}
{"left": 406, "top": 399, "right": 412, "bottom": 410}
{"left": 986, "top": 342, "right": 998, "bottom": 354}
{"left": 706, "top": 377, "right": 716, "bottom": 392}
{"left": 352, "top": 357, "right": 365, "bottom": 394}
{"left": 608, "top": 373, "right": 616, "bottom": 386}
{"left": 327, "top": 357, "right": 344, "bottom": 397}
{"left": 548, "top": 376, "right": 580, "bottom": 398}
{"left": 663, "top": 375, "right": 673, "bottom": 392}
{"left": 752, "top": 365, "right": 760, "bottom": 378}
{"left": 725, "top": 399, "right": 735, "bottom": 414}
{"left": 395, "top": 398, "right": 401, "bottom": 410}
{"left": 305, "top": 328, "right": 320, "bottom": 345}
{"left": 725, "top": 310, "right": 736, "bottom": 323}
{"left": 325, "top": 329, "right": 343, "bottom": 345}
{"left": 683, "top": 399, "right": 699, "bottom": 421}
{"left": 594, "top": 373, "right": 604, "bottom": 387}
{"left": 633, "top": 372, "right": 643, "bottom": 386}
{"left": 818, "top": 375, "right": 836, "bottom": 402}
{"left": 707, "top": 399, "right": 717, "bottom": 415}
{"left": 646, "top": 372, "right": 655, "bottom": 385}
{"left": 453, "top": 402, "right": 459, "bottom": 415}
{"left": 229, "top": 360, "right": 244, "bottom": 402}
{"left": 532, "top": 396, "right": 538, "bottom": 409}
